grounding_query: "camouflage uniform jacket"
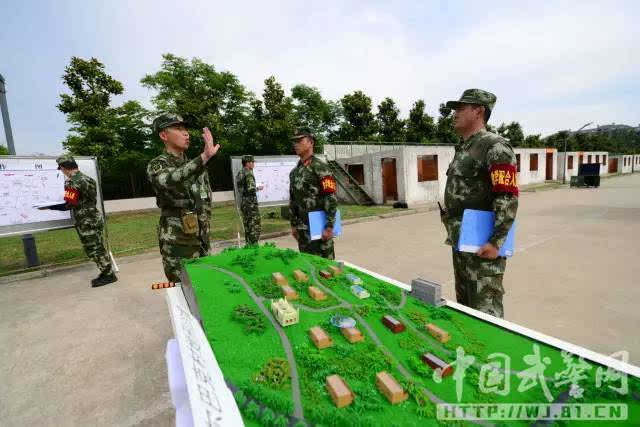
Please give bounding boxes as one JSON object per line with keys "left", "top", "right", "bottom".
{"left": 443, "top": 129, "right": 519, "bottom": 248}
{"left": 64, "top": 171, "right": 102, "bottom": 225}
{"left": 146, "top": 151, "right": 212, "bottom": 247}
{"left": 289, "top": 155, "right": 338, "bottom": 229}
{"left": 235, "top": 168, "right": 258, "bottom": 212}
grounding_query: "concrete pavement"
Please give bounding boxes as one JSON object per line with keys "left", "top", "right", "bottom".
{"left": 2, "top": 173, "right": 639, "bottom": 426}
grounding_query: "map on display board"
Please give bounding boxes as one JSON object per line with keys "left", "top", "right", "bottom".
{"left": 0, "top": 156, "right": 104, "bottom": 237}
{"left": 231, "top": 156, "right": 299, "bottom": 207}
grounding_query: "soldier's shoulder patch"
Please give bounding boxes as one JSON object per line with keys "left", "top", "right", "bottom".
{"left": 320, "top": 175, "right": 337, "bottom": 194}
{"left": 148, "top": 158, "right": 168, "bottom": 175}
{"left": 489, "top": 164, "right": 519, "bottom": 196}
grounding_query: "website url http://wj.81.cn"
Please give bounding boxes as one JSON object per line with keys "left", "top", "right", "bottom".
{"left": 437, "top": 403, "right": 628, "bottom": 421}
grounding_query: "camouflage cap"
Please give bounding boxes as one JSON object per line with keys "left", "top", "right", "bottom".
{"left": 152, "top": 113, "right": 187, "bottom": 134}
{"left": 242, "top": 154, "right": 254, "bottom": 163}
{"left": 56, "top": 154, "right": 76, "bottom": 169}
{"left": 291, "top": 126, "right": 316, "bottom": 142}
{"left": 445, "top": 89, "right": 497, "bottom": 112}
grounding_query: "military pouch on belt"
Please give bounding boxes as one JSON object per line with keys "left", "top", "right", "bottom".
{"left": 181, "top": 210, "right": 199, "bottom": 235}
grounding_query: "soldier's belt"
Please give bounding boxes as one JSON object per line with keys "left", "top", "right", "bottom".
{"left": 160, "top": 207, "right": 184, "bottom": 217}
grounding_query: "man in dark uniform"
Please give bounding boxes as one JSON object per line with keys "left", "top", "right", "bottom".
{"left": 235, "top": 155, "right": 263, "bottom": 246}
{"left": 43, "top": 154, "right": 116, "bottom": 287}
{"left": 441, "top": 89, "right": 519, "bottom": 318}
{"left": 288, "top": 127, "right": 338, "bottom": 259}
{"left": 146, "top": 114, "right": 220, "bottom": 282}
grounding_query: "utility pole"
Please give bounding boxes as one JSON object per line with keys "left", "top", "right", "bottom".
{"left": 562, "top": 121, "right": 593, "bottom": 184}
{"left": 0, "top": 72, "right": 40, "bottom": 267}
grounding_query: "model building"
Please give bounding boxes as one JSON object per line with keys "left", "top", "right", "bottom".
{"left": 309, "top": 326, "right": 333, "bottom": 349}
{"left": 293, "top": 269, "right": 308, "bottom": 283}
{"left": 382, "top": 315, "right": 405, "bottom": 333}
{"left": 308, "top": 286, "right": 327, "bottom": 301}
{"left": 326, "top": 375, "right": 354, "bottom": 408}
{"left": 341, "top": 327, "right": 364, "bottom": 344}
{"left": 272, "top": 272, "right": 289, "bottom": 287}
{"left": 270, "top": 298, "right": 299, "bottom": 327}
{"left": 376, "top": 371, "right": 408, "bottom": 404}
{"left": 426, "top": 323, "right": 450, "bottom": 343}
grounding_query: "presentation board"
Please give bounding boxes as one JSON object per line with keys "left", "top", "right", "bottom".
{"left": 0, "top": 156, "right": 105, "bottom": 237}
{"left": 230, "top": 155, "right": 299, "bottom": 207}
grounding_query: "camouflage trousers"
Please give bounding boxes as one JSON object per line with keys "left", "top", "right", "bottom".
{"left": 296, "top": 227, "right": 335, "bottom": 260}
{"left": 452, "top": 249, "right": 506, "bottom": 318}
{"left": 158, "top": 216, "right": 210, "bottom": 283}
{"left": 241, "top": 207, "right": 261, "bottom": 246}
{"left": 75, "top": 219, "right": 111, "bottom": 274}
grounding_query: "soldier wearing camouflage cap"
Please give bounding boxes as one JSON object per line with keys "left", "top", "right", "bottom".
{"left": 146, "top": 114, "right": 220, "bottom": 282}
{"left": 288, "top": 127, "right": 338, "bottom": 259}
{"left": 441, "top": 89, "right": 518, "bottom": 318}
{"left": 40, "top": 154, "right": 117, "bottom": 287}
{"left": 235, "top": 154, "right": 264, "bottom": 245}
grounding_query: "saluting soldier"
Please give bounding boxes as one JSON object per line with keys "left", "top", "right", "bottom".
{"left": 42, "top": 155, "right": 116, "bottom": 287}
{"left": 235, "top": 155, "right": 263, "bottom": 246}
{"left": 441, "top": 89, "right": 519, "bottom": 318}
{"left": 146, "top": 114, "right": 220, "bottom": 283}
{"left": 288, "top": 127, "right": 338, "bottom": 259}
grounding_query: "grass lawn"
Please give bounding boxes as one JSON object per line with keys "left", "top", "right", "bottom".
{"left": 0, "top": 203, "right": 395, "bottom": 276}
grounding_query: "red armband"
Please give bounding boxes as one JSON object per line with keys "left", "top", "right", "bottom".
{"left": 64, "top": 187, "right": 79, "bottom": 206}
{"left": 489, "top": 164, "right": 519, "bottom": 196}
{"left": 320, "top": 176, "right": 336, "bottom": 194}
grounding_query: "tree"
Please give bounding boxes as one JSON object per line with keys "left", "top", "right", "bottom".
{"left": 436, "top": 103, "right": 460, "bottom": 145}
{"left": 260, "top": 76, "right": 295, "bottom": 154}
{"left": 260, "top": 407, "right": 275, "bottom": 426}
{"left": 406, "top": 100, "right": 435, "bottom": 143}
{"left": 57, "top": 57, "right": 152, "bottom": 199}
{"left": 497, "top": 122, "right": 524, "bottom": 146}
{"left": 245, "top": 401, "right": 261, "bottom": 419}
{"left": 376, "top": 97, "right": 405, "bottom": 142}
{"left": 291, "top": 84, "right": 340, "bottom": 147}
{"left": 0, "top": 145, "right": 8, "bottom": 155}
{"left": 337, "top": 90, "right": 377, "bottom": 141}
{"left": 524, "top": 134, "right": 543, "bottom": 147}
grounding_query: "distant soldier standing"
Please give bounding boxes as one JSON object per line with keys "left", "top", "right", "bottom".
{"left": 441, "top": 89, "right": 519, "bottom": 318}
{"left": 235, "top": 155, "right": 264, "bottom": 246}
{"left": 43, "top": 155, "right": 116, "bottom": 287}
{"left": 147, "top": 114, "right": 220, "bottom": 282}
{"left": 289, "top": 128, "right": 338, "bottom": 259}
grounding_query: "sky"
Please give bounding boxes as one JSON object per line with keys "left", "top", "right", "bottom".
{"left": 1, "top": 0, "right": 639, "bottom": 155}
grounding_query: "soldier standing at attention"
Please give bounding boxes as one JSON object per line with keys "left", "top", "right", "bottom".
{"left": 235, "top": 155, "right": 264, "bottom": 246}
{"left": 441, "top": 89, "right": 519, "bottom": 318}
{"left": 147, "top": 114, "right": 220, "bottom": 283}
{"left": 42, "top": 155, "right": 116, "bottom": 287}
{"left": 288, "top": 127, "right": 338, "bottom": 259}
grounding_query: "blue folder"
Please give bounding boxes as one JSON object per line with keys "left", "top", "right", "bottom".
{"left": 457, "top": 209, "right": 516, "bottom": 257}
{"left": 309, "top": 210, "right": 342, "bottom": 240}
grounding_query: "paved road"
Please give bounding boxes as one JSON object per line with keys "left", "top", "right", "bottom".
{"left": 2, "top": 173, "right": 639, "bottom": 426}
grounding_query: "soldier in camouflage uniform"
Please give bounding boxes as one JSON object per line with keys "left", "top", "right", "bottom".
{"left": 289, "top": 127, "right": 338, "bottom": 259}
{"left": 441, "top": 89, "right": 519, "bottom": 318}
{"left": 146, "top": 114, "right": 220, "bottom": 283}
{"left": 44, "top": 155, "right": 116, "bottom": 287}
{"left": 236, "top": 155, "right": 263, "bottom": 246}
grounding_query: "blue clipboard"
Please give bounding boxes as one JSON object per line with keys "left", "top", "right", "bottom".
{"left": 457, "top": 209, "right": 515, "bottom": 257}
{"left": 309, "top": 210, "right": 342, "bottom": 240}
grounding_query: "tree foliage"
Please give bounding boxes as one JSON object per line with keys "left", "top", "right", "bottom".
{"left": 406, "top": 100, "right": 436, "bottom": 143}
{"left": 337, "top": 90, "right": 377, "bottom": 141}
{"left": 376, "top": 97, "right": 405, "bottom": 142}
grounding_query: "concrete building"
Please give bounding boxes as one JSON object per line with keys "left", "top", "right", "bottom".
{"left": 633, "top": 155, "right": 640, "bottom": 172}
{"left": 621, "top": 155, "right": 634, "bottom": 174}
{"left": 326, "top": 143, "right": 557, "bottom": 207}
{"left": 558, "top": 151, "right": 609, "bottom": 180}
{"left": 513, "top": 148, "right": 557, "bottom": 185}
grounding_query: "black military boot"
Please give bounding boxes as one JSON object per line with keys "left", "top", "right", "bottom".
{"left": 91, "top": 271, "right": 106, "bottom": 286}
{"left": 92, "top": 271, "right": 118, "bottom": 287}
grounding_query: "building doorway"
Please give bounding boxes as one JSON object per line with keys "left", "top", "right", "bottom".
{"left": 381, "top": 158, "right": 398, "bottom": 203}
{"left": 546, "top": 152, "right": 554, "bottom": 180}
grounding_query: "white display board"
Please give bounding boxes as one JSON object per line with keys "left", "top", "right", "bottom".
{"left": 0, "top": 156, "right": 105, "bottom": 237}
{"left": 230, "top": 156, "right": 299, "bottom": 207}
{"left": 166, "top": 287, "right": 244, "bottom": 427}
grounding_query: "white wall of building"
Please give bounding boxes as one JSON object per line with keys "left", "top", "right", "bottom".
{"left": 633, "top": 155, "right": 640, "bottom": 172}
{"left": 558, "top": 151, "right": 609, "bottom": 180}
{"left": 621, "top": 155, "right": 633, "bottom": 174}
{"left": 324, "top": 144, "right": 408, "bottom": 161}
{"left": 513, "top": 148, "right": 557, "bottom": 185}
